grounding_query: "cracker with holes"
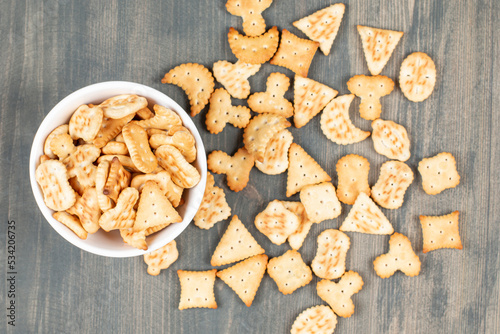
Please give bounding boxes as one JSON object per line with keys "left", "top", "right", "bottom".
{"left": 120, "top": 228, "right": 148, "bottom": 250}
{"left": 286, "top": 143, "right": 331, "bottom": 197}
{"left": 400, "top": 52, "right": 437, "bottom": 102}
{"left": 243, "top": 113, "right": 291, "bottom": 163}
{"left": 98, "top": 187, "right": 139, "bottom": 232}
{"left": 143, "top": 240, "right": 179, "bottom": 276}
{"left": 44, "top": 124, "right": 69, "bottom": 159}
{"left": 282, "top": 201, "right": 313, "bottom": 250}
{"left": 267, "top": 249, "right": 312, "bottom": 295}
{"left": 213, "top": 60, "right": 261, "bottom": 99}
{"left": 255, "top": 129, "right": 293, "bottom": 175}
{"left": 320, "top": 94, "right": 371, "bottom": 145}
{"left": 316, "top": 271, "right": 364, "bottom": 318}
{"left": 312, "top": 229, "right": 350, "bottom": 280}
{"left": 53, "top": 211, "right": 88, "bottom": 240}
{"left": 133, "top": 181, "right": 182, "bottom": 232}
{"left": 270, "top": 29, "right": 319, "bottom": 77}
{"left": 226, "top": 0, "right": 273, "bottom": 36}
{"left": 293, "top": 3, "right": 345, "bottom": 56}
{"left": 419, "top": 211, "right": 462, "bottom": 253}
{"left": 373, "top": 232, "right": 421, "bottom": 278}
{"left": 207, "top": 147, "right": 254, "bottom": 192}
{"left": 102, "top": 157, "right": 131, "bottom": 203}
{"left": 228, "top": 26, "right": 280, "bottom": 64}
{"left": 35, "top": 160, "right": 76, "bottom": 211}
{"left": 49, "top": 133, "right": 76, "bottom": 160}
{"left": 357, "top": 25, "right": 403, "bottom": 75}
{"left": 93, "top": 114, "right": 135, "bottom": 149}
{"left": 161, "top": 63, "right": 215, "bottom": 117}
{"left": 211, "top": 215, "right": 265, "bottom": 266}
{"left": 347, "top": 75, "right": 394, "bottom": 120}
{"left": 216, "top": 254, "right": 268, "bottom": 307}
{"left": 290, "top": 305, "right": 338, "bottom": 334}
{"left": 66, "top": 187, "right": 101, "bottom": 234}
{"left": 69, "top": 104, "right": 103, "bottom": 142}
{"left": 254, "top": 200, "right": 300, "bottom": 245}
{"left": 300, "top": 182, "right": 342, "bottom": 224}
{"left": 194, "top": 172, "right": 231, "bottom": 230}
{"left": 339, "top": 193, "right": 394, "bottom": 235}
{"left": 156, "top": 145, "right": 201, "bottom": 188}
{"left": 130, "top": 171, "right": 184, "bottom": 207}
{"left": 418, "top": 152, "right": 460, "bottom": 195}
{"left": 149, "top": 129, "right": 197, "bottom": 163}
{"left": 205, "top": 88, "right": 252, "bottom": 134}
{"left": 247, "top": 72, "right": 294, "bottom": 118}
{"left": 336, "top": 154, "right": 371, "bottom": 205}
{"left": 63, "top": 144, "right": 101, "bottom": 188}
{"left": 122, "top": 122, "right": 158, "bottom": 173}
{"left": 372, "top": 119, "right": 411, "bottom": 161}
{"left": 372, "top": 161, "right": 413, "bottom": 209}
{"left": 177, "top": 269, "right": 218, "bottom": 310}
{"left": 99, "top": 94, "right": 147, "bottom": 119}
{"left": 294, "top": 75, "right": 338, "bottom": 128}
{"left": 133, "top": 104, "right": 183, "bottom": 130}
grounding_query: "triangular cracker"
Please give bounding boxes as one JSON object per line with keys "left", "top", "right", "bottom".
{"left": 255, "top": 129, "right": 293, "bottom": 175}
{"left": 357, "top": 25, "right": 403, "bottom": 75}
{"left": 293, "top": 75, "right": 338, "bottom": 128}
{"left": 216, "top": 254, "right": 268, "bottom": 307}
{"left": 373, "top": 232, "right": 421, "bottom": 278}
{"left": 293, "top": 3, "right": 346, "bottom": 56}
{"left": 194, "top": 172, "right": 231, "bottom": 230}
{"left": 211, "top": 215, "right": 265, "bottom": 266}
{"left": 254, "top": 200, "right": 300, "bottom": 245}
{"left": 286, "top": 143, "right": 331, "bottom": 197}
{"left": 247, "top": 72, "right": 294, "bottom": 118}
{"left": 339, "top": 193, "right": 394, "bottom": 235}
{"left": 213, "top": 60, "right": 261, "bottom": 99}
{"left": 228, "top": 26, "right": 280, "bottom": 65}
{"left": 206, "top": 88, "right": 252, "bottom": 134}
{"left": 290, "top": 305, "right": 338, "bottom": 334}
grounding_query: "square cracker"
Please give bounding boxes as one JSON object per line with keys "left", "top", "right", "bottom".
{"left": 419, "top": 211, "right": 462, "bottom": 253}
{"left": 267, "top": 250, "right": 312, "bottom": 295}
{"left": 418, "top": 152, "right": 460, "bottom": 195}
{"left": 300, "top": 182, "right": 342, "bottom": 224}
{"left": 177, "top": 269, "right": 218, "bottom": 310}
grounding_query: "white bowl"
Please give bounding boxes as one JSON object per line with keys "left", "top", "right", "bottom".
{"left": 29, "top": 81, "right": 207, "bottom": 257}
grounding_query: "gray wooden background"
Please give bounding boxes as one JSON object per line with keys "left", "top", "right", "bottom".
{"left": 1, "top": 0, "right": 498, "bottom": 333}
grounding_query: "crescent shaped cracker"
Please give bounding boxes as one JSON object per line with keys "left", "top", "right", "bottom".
{"left": 228, "top": 26, "right": 279, "bottom": 65}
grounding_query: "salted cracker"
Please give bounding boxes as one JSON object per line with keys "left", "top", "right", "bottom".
{"left": 205, "top": 88, "right": 252, "bottom": 134}
{"left": 207, "top": 147, "right": 254, "bottom": 192}
{"left": 336, "top": 154, "right": 371, "bottom": 205}
{"left": 372, "top": 161, "right": 413, "bottom": 209}
{"left": 419, "top": 211, "right": 462, "bottom": 253}
{"left": 213, "top": 60, "right": 261, "bottom": 99}
{"left": 122, "top": 122, "right": 158, "bottom": 173}
{"left": 300, "top": 182, "right": 342, "bottom": 224}
{"left": 373, "top": 232, "right": 421, "bottom": 278}
{"left": 66, "top": 187, "right": 101, "bottom": 234}
{"left": 35, "top": 160, "right": 76, "bottom": 211}
{"left": 290, "top": 305, "right": 337, "bottom": 334}
{"left": 194, "top": 172, "right": 231, "bottom": 230}
{"left": 320, "top": 94, "right": 370, "bottom": 145}
{"left": 44, "top": 124, "right": 69, "bottom": 159}
{"left": 400, "top": 52, "right": 437, "bottom": 102}
{"left": 316, "top": 271, "right": 364, "bottom": 318}
{"left": 418, "top": 152, "right": 460, "bottom": 195}
{"left": 372, "top": 119, "right": 411, "bottom": 161}
{"left": 357, "top": 25, "right": 403, "bottom": 75}
{"left": 52, "top": 211, "right": 87, "bottom": 240}
{"left": 283, "top": 201, "right": 313, "bottom": 250}
{"left": 247, "top": 72, "right": 294, "bottom": 118}
{"left": 267, "top": 250, "right": 312, "bottom": 295}
{"left": 98, "top": 187, "right": 139, "bottom": 231}
{"left": 347, "top": 75, "right": 394, "bottom": 120}
{"left": 178, "top": 269, "right": 218, "bottom": 310}
{"left": 99, "top": 94, "right": 147, "bottom": 119}
{"left": 226, "top": 0, "right": 273, "bottom": 36}
{"left": 227, "top": 26, "right": 279, "bottom": 65}
{"left": 149, "top": 130, "right": 197, "bottom": 163}
{"left": 130, "top": 171, "right": 184, "bottom": 207}
{"left": 93, "top": 114, "right": 135, "bottom": 149}
{"left": 254, "top": 200, "right": 300, "bottom": 245}
{"left": 255, "top": 129, "right": 293, "bottom": 175}
{"left": 156, "top": 145, "right": 200, "bottom": 188}
{"left": 311, "top": 229, "right": 350, "bottom": 280}
{"left": 69, "top": 104, "right": 104, "bottom": 142}
{"left": 143, "top": 240, "right": 179, "bottom": 276}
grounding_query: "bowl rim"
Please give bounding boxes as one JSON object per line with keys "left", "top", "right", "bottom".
{"left": 29, "top": 81, "right": 207, "bottom": 258}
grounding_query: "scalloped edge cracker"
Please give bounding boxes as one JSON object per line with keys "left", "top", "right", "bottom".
{"left": 346, "top": 75, "right": 394, "bottom": 120}
{"left": 213, "top": 60, "right": 261, "bottom": 99}
{"left": 336, "top": 154, "right": 371, "bottom": 205}
{"left": 228, "top": 26, "right": 279, "bottom": 64}
{"left": 35, "top": 160, "right": 76, "bottom": 211}
{"left": 311, "top": 229, "right": 350, "bottom": 280}
{"left": 267, "top": 249, "right": 312, "bottom": 295}
{"left": 254, "top": 200, "right": 300, "bottom": 245}
{"left": 194, "top": 172, "right": 231, "bottom": 230}
{"left": 144, "top": 240, "right": 179, "bottom": 276}
{"left": 372, "top": 161, "right": 413, "bottom": 209}
{"left": 255, "top": 129, "right": 293, "bottom": 175}
{"left": 226, "top": 0, "right": 273, "bottom": 36}
{"left": 290, "top": 305, "right": 338, "bottom": 334}
{"left": 400, "top": 52, "right": 437, "bottom": 102}
{"left": 371, "top": 119, "right": 411, "bottom": 161}
{"left": 206, "top": 88, "right": 252, "bottom": 134}
{"left": 357, "top": 25, "right": 403, "bottom": 75}
{"left": 177, "top": 269, "right": 218, "bottom": 310}
{"left": 419, "top": 211, "right": 462, "bottom": 253}
{"left": 418, "top": 152, "right": 460, "bottom": 195}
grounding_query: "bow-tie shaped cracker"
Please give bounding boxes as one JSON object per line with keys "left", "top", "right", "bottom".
{"left": 207, "top": 147, "right": 255, "bottom": 192}
{"left": 248, "top": 72, "right": 294, "bottom": 118}
{"left": 205, "top": 88, "right": 252, "bottom": 134}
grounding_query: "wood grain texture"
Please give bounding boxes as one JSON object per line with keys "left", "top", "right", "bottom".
{"left": 0, "top": 0, "right": 498, "bottom": 333}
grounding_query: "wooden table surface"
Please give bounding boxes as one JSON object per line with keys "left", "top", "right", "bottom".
{"left": 1, "top": 0, "right": 498, "bottom": 333}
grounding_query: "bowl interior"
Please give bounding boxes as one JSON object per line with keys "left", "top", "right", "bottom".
{"left": 29, "top": 81, "right": 207, "bottom": 257}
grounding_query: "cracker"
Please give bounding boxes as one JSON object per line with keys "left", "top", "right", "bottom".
{"left": 149, "top": 130, "right": 197, "bottom": 163}
{"left": 120, "top": 228, "right": 148, "bottom": 250}
{"left": 418, "top": 152, "right": 460, "bottom": 195}
{"left": 227, "top": 26, "right": 279, "bottom": 65}
{"left": 213, "top": 60, "right": 261, "bottom": 99}
{"left": 207, "top": 147, "right": 255, "bottom": 192}
{"left": 49, "top": 133, "right": 76, "bottom": 160}
{"left": 400, "top": 52, "right": 437, "bottom": 102}
{"left": 243, "top": 113, "right": 291, "bottom": 163}
{"left": 133, "top": 104, "right": 183, "bottom": 130}
{"left": 211, "top": 215, "right": 265, "bottom": 267}
{"left": 133, "top": 180, "right": 182, "bottom": 232}
{"left": 311, "top": 229, "right": 350, "bottom": 280}
{"left": 69, "top": 104, "right": 103, "bottom": 142}
{"left": 122, "top": 122, "right": 158, "bottom": 174}
{"left": 339, "top": 193, "right": 394, "bottom": 235}
{"left": 194, "top": 172, "right": 231, "bottom": 230}
{"left": 101, "top": 141, "right": 129, "bottom": 155}
{"left": 156, "top": 145, "right": 201, "bottom": 188}
{"left": 205, "top": 88, "right": 252, "bottom": 134}
{"left": 316, "top": 271, "right": 364, "bottom": 318}
{"left": 247, "top": 72, "right": 294, "bottom": 118}
{"left": 372, "top": 119, "right": 411, "bottom": 161}
{"left": 320, "top": 94, "right": 371, "bottom": 145}
{"left": 419, "top": 211, "right": 462, "bottom": 253}
{"left": 178, "top": 269, "right": 218, "bottom": 310}
{"left": 293, "top": 3, "right": 346, "bottom": 56}
{"left": 373, "top": 232, "right": 421, "bottom": 278}
{"left": 161, "top": 63, "right": 215, "bottom": 117}
{"left": 63, "top": 144, "right": 101, "bottom": 187}
{"left": 255, "top": 129, "right": 293, "bottom": 175}
{"left": 52, "top": 211, "right": 87, "bottom": 240}
{"left": 95, "top": 160, "right": 114, "bottom": 211}
{"left": 357, "top": 25, "right": 403, "bottom": 75}
{"left": 293, "top": 75, "right": 338, "bottom": 128}
{"left": 216, "top": 254, "right": 268, "bottom": 307}
{"left": 267, "top": 249, "right": 312, "bottom": 295}
{"left": 39, "top": 154, "right": 51, "bottom": 164}
{"left": 372, "top": 161, "right": 413, "bottom": 209}
{"left": 97, "top": 155, "right": 141, "bottom": 173}
{"left": 44, "top": 124, "right": 69, "bottom": 159}
{"left": 282, "top": 201, "right": 313, "bottom": 250}
{"left": 66, "top": 187, "right": 101, "bottom": 234}
{"left": 300, "top": 182, "right": 342, "bottom": 224}
{"left": 346, "top": 75, "right": 394, "bottom": 120}
{"left": 290, "top": 305, "right": 338, "bottom": 334}
{"left": 143, "top": 240, "right": 179, "bottom": 276}
{"left": 98, "top": 94, "right": 147, "bottom": 119}
{"left": 336, "top": 154, "right": 371, "bottom": 205}
{"left": 68, "top": 176, "right": 86, "bottom": 196}
{"left": 35, "top": 160, "right": 76, "bottom": 211}
{"left": 130, "top": 171, "right": 184, "bottom": 207}
{"left": 270, "top": 29, "right": 319, "bottom": 77}
{"left": 225, "top": 0, "right": 273, "bottom": 36}
{"left": 98, "top": 187, "right": 139, "bottom": 232}
{"left": 286, "top": 143, "right": 331, "bottom": 197}
{"left": 93, "top": 114, "right": 135, "bottom": 149}
{"left": 136, "top": 106, "right": 155, "bottom": 120}
{"left": 102, "top": 157, "right": 132, "bottom": 203}
{"left": 254, "top": 200, "right": 300, "bottom": 245}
